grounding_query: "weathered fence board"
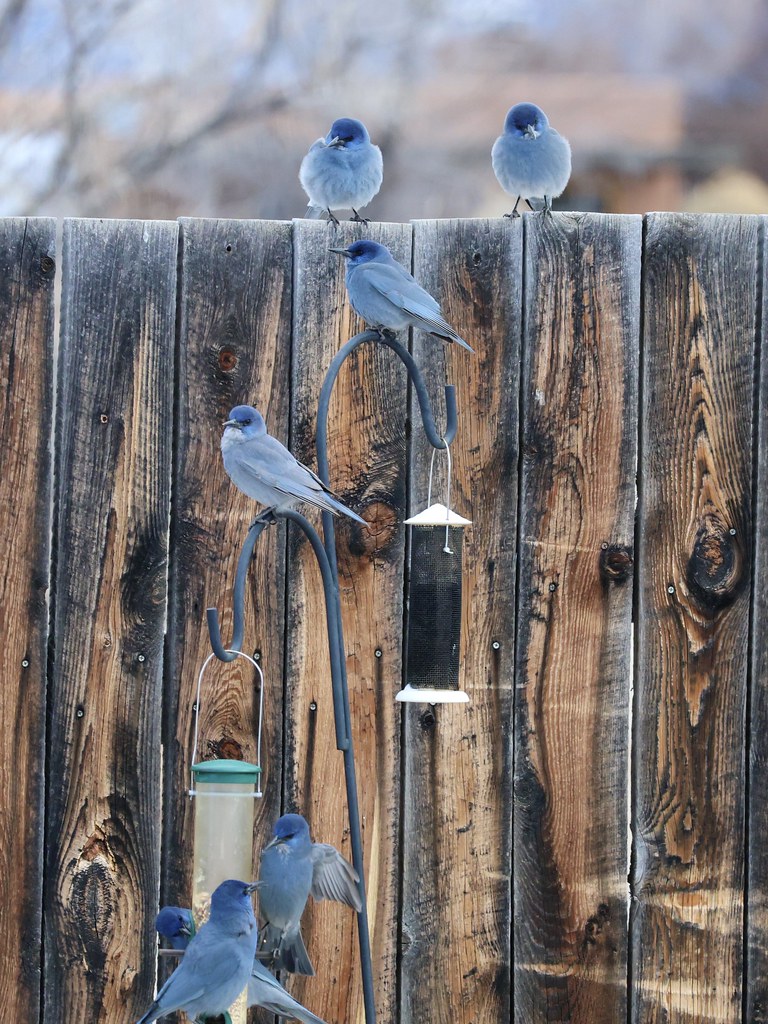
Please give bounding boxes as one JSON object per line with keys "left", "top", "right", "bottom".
{"left": 748, "top": 215, "right": 768, "bottom": 1023}
{"left": 0, "top": 218, "right": 55, "bottom": 1020}
{"left": 400, "top": 218, "right": 520, "bottom": 1024}
{"left": 45, "top": 219, "right": 178, "bottom": 1021}
{"left": 632, "top": 214, "right": 759, "bottom": 1022}
{"left": 166, "top": 219, "right": 293, "bottom": 953}
{"left": 0, "top": 212, "right": 763, "bottom": 1024}
{"left": 285, "top": 219, "right": 411, "bottom": 1024}
{"left": 513, "top": 213, "right": 640, "bottom": 1023}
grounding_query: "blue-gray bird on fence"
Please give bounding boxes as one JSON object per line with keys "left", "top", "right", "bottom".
{"left": 300, "top": 117, "right": 383, "bottom": 225}
{"left": 136, "top": 879, "right": 260, "bottom": 1023}
{"left": 154, "top": 904, "right": 329, "bottom": 1023}
{"left": 329, "top": 240, "right": 474, "bottom": 353}
{"left": 258, "top": 812, "right": 362, "bottom": 976}
{"left": 221, "top": 405, "right": 365, "bottom": 524}
{"left": 155, "top": 906, "right": 195, "bottom": 951}
{"left": 491, "top": 102, "right": 571, "bottom": 216}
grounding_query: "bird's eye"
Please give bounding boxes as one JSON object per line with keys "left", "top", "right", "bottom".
{"left": 243, "top": 418, "right": 252, "bottom": 425}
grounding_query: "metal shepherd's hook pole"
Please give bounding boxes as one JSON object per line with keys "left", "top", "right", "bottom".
{"left": 207, "top": 329, "right": 458, "bottom": 1024}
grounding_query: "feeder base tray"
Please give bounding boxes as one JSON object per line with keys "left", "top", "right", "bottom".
{"left": 395, "top": 684, "right": 470, "bottom": 704}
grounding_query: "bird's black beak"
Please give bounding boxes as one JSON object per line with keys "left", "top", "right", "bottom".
{"left": 223, "top": 418, "right": 241, "bottom": 428}
{"left": 264, "top": 834, "right": 285, "bottom": 850}
{"left": 328, "top": 246, "right": 352, "bottom": 258}
{"left": 179, "top": 922, "right": 193, "bottom": 937}
{"left": 245, "top": 881, "right": 265, "bottom": 893}
{"left": 326, "top": 135, "right": 343, "bottom": 148}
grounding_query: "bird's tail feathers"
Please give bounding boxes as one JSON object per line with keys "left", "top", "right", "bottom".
{"left": 305, "top": 205, "right": 328, "bottom": 220}
{"left": 324, "top": 493, "right": 366, "bottom": 525}
{"left": 278, "top": 929, "right": 315, "bottom": 976}
{"left": 135, "top": 1003, "right": 159, "bottom": 1024}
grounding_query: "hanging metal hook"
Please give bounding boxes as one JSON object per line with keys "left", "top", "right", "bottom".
{"left": 206, "top": 513, "right": 273, "bottom": 662}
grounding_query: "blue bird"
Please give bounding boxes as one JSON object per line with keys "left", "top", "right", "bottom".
{"left": 155, "top": 906, "right": 195, "bottom": 951}
{"left": 258, "top": 813, "right": 362, "bottom": 976}
{"left": 329, "top": 240, "right": 474, "bottom": 353}
{"left": 154, "top": 904, "right": 328, "bottom": 1022}
{"left": 491, "top": 102, "right": 571, "bottom": 216}
{"left": 221, "top": 405, "right": 365, "bottom": 525}
{"left": 136, "top": 879, "right": 261, "bottom": 1023}
{"left": 300, "top": 117, "right": 383, "bottom": 226}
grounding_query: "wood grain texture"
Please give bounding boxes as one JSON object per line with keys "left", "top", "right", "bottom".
{"left": 45, "top": 219, "right": 178, "bottom": 1021}
{"left": 748, "top": 214, "right": 768, "bottom": 1024}
{"left": 0, "top": 218, "right": 55, "bottom": 1020}
{"left": 401, "top": 218, "right": 520, "bottom": 1024}
{"left": 166, "top": 220, "right": 292, "bottom": 956}
{"left": 633, "top": 214, "right": 759, "bottom": 1022}
{"left": 514, "top": 213, "right": 640, "bottom": 1023}
{"left": 285, "top": 219, "right": 411, "bottom": 1024}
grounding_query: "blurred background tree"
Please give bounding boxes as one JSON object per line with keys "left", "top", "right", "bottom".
{"left": 0, "top": 0, "right": 765, "bottom": 219}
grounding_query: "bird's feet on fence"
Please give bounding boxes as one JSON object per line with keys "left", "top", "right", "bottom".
{"left": 350, "top": 209, "right": 370, "bottom": 224}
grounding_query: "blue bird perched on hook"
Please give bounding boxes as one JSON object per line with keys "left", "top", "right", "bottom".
{"left": 300, "top": 116, "right": 383, "bottom": 225}
{"left": 491, "top": 102, "right": 571, "bottom": 216}
{"left": 330, "top": 240, "right": 474, "bottom": 353}
{"left": 221, "top": 405, "right": 365, "bottom": 525}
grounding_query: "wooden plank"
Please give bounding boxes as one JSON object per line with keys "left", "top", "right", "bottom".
{"left": 165, "top": 220, "right": 292, "bottom": 944}
{"left": 633, "top": 213, "right": 759, "bottom": 1022}
{"left": 513, "top": 213, "right": 640, "bottom": 1023}
{"left": 285, "top": 219, "right": 411, "bottom": 1024}
{"left": 44, "top": 218, "right": 178, "bottom": 1021}
{"left": 0, "top": 218, "right": 55, "bottom": 1020}
{"left": 401, "top": 218, "right": 520, "bottom": 1024}
{"left": 748, "top": 214, "right": 768, "bottom": 1023}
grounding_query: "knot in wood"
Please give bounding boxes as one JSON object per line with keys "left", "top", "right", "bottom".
{"left": 685, "top": 515, "right": 743, "bottom": 611}
{"left": 419, "top": 708, "right": 436, "bottom": 732}
{"left": 599, "top": 544, "right": 633, "bottom": 584}
{"left": 344, "top": 501, "right": 398, "bottom": 560}
{"left": 217, "top": 346, "right": 238, "bottom": 371}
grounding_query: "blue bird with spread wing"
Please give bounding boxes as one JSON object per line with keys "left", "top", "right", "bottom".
{"left": 258, "top": 813, "right": 362, "bottom": 976}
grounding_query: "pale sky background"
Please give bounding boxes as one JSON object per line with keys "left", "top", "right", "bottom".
{"left": 0, "top": 0, "right": 765, "bottom": 218}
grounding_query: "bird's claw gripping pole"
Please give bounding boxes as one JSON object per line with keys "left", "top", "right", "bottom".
{"left": 206, "top": 329, "right": 459, "bottom": 1024}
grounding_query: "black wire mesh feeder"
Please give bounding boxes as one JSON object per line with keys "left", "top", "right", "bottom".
{"left": 398, "top": 497, "right": 472, "bottom": 705}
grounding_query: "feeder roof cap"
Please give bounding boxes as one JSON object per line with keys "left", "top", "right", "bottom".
{"left": 191, "top": 758, "right": 261, "bottom": 784}
{"left": 404, "top": 502, "right": 472, "bottom": 526}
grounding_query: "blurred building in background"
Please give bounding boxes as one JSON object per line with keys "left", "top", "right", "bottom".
{"left": 0, "top": 0, "right": 765, "bottom": 220}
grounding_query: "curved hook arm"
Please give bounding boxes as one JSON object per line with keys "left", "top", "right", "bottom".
{"left": 205, "top": 510, "right": 349, "bottom": 751}
{"left": 206, "top": 517, "right": 269, "bottom": 662}
{"left": 316, "top": 330, "right": 457, "bottom": 486}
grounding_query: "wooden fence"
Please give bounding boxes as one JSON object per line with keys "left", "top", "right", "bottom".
{"left": 0, "top": 212, "right": 765, "bottom": 1024}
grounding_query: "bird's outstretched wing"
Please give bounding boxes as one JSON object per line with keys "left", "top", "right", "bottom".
{"left": 309, "top": 844, "right": 362, "bottom": 911}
